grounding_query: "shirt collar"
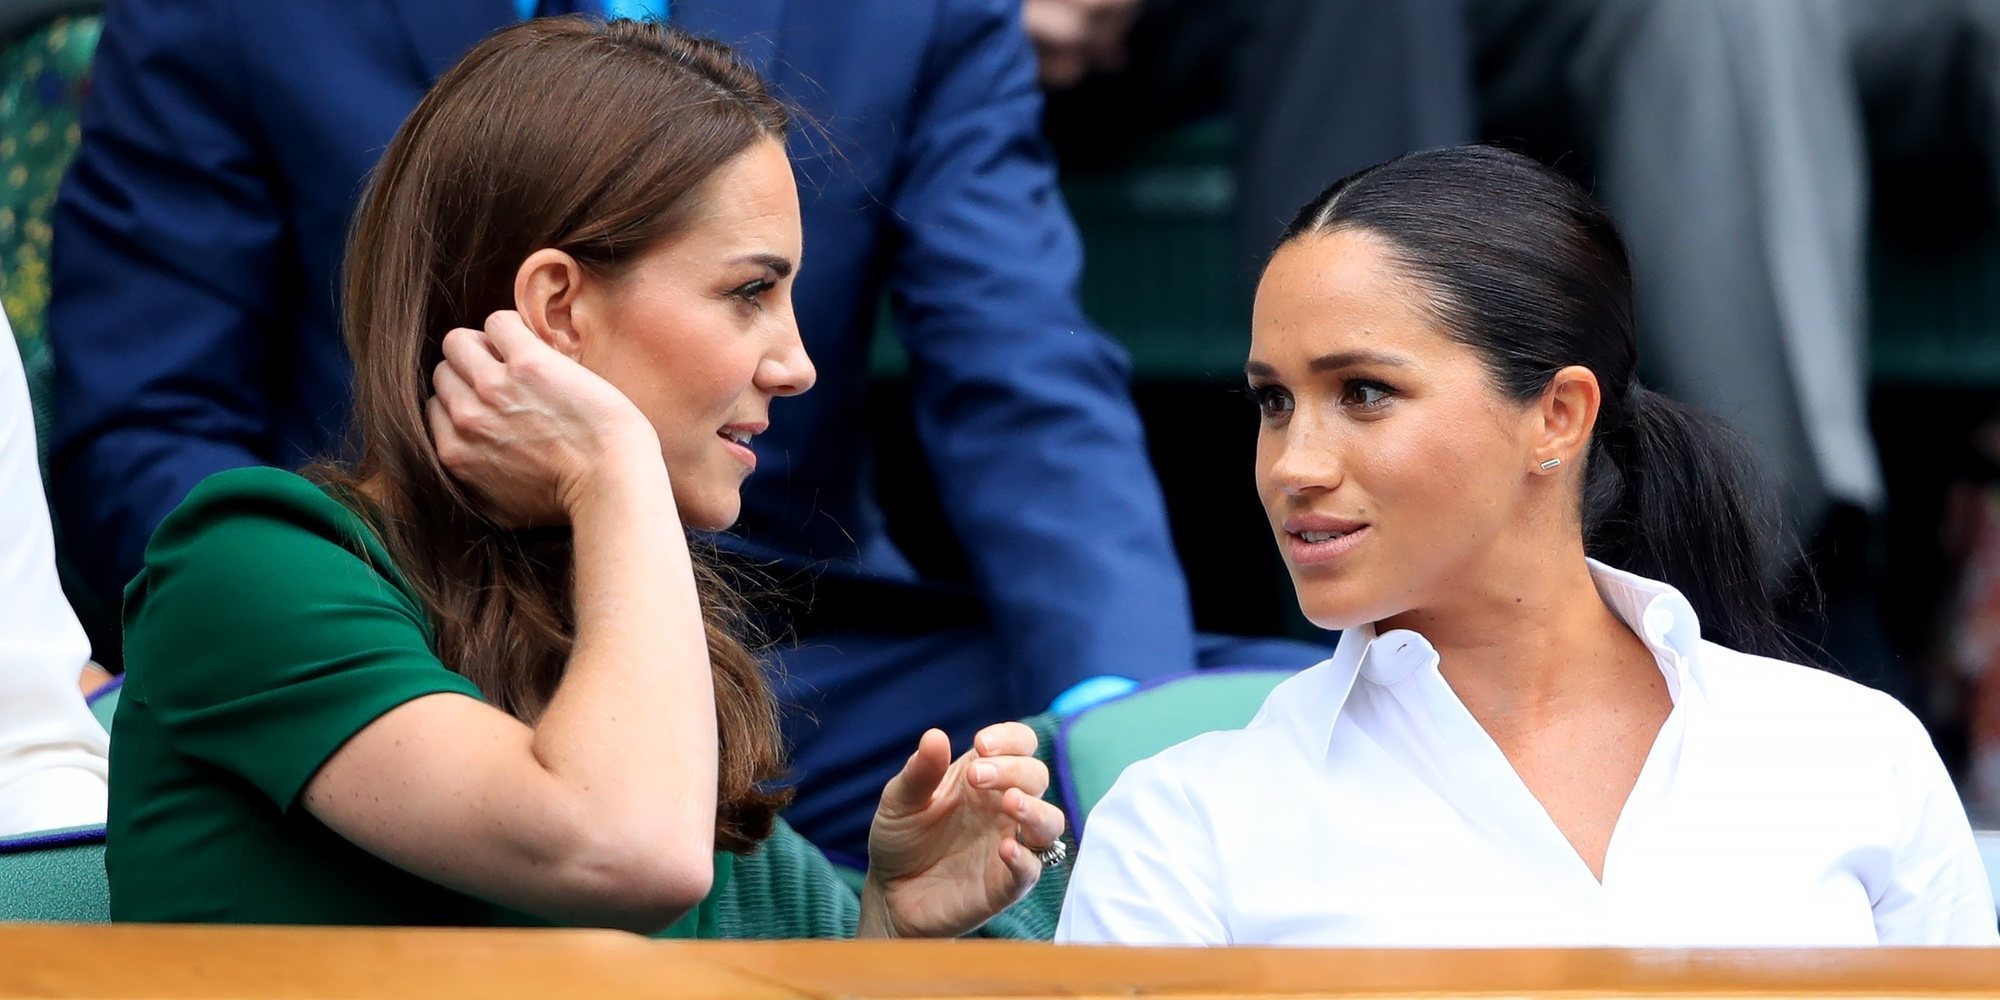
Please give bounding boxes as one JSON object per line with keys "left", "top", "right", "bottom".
{"left": 1292, "top": 559, "right": 1706, "bottom": 757}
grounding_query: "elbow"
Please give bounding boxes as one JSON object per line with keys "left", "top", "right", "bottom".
{"left": 561, "top": 827, "right": 715, "bottom": 934}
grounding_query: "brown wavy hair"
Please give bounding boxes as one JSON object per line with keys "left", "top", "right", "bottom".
{"left": 310, "top": 17, "right": 791, "bottom": 853}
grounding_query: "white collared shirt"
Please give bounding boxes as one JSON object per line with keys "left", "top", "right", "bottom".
{"left": 1057, "top": 561, "right": 1998, "bottom": 947}
{"left": 0, "top": 313, "right": 108, "bottom": 835}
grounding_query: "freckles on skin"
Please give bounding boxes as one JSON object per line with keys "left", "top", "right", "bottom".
{"left": 566, "top": 138, "right": 806, "bottom": 530}
{"left": 1253, "top": 230, "right": 1545, "bottom": 628}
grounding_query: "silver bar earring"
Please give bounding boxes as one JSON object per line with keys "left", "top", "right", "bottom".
{"left": 1539, "top": 458, "right": 1561, "bottom": 471}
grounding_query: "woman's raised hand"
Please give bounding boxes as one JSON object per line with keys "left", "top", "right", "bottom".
{"left": 859, "top": 723, "right": 1067, "bottom": 939}
{"left": 427, "top": 311, "right": 660, "bottom": 526}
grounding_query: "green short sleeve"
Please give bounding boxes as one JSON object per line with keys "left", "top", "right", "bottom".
{"left": 123, "top": 467, "right": 484, "bottom": 812}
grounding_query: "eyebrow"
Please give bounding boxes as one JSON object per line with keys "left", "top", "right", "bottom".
{"left": 1244, "top": 349, "right": 1413, "bottom": 379}
{"left": 732, "top": 253, "right": 794, "bottom": 278}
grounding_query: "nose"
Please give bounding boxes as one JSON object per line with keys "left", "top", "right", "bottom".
{"left": 758, "top": 313, "right": 817, "bottom": 398}
{"left": 1260, "top": 418, "right": 1343, "bottom": 499}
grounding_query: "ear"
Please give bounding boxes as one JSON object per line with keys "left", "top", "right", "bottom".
{"left": 512, "top": 248, "right": 591, "bottom": 359}
{"left": 1530, "top": 365, "right": 1601, "bottom": 474}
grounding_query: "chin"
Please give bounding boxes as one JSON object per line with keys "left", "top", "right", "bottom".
{"left": 1292, "top": 579, "right": 1393, "bottom": 633}
{"left": 675, "top": 487, "right": 742, "bottom": 533}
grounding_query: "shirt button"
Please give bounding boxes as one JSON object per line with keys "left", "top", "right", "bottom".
{"left": 1644, "top": 606, "right": 1676, "bottom": 639}
{"left": 1366, "top": 630, "right": 1430, "bottom": 685}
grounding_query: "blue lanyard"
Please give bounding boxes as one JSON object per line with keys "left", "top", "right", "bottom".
{"left": 516, "top": 0, "right": 668, "bottom": 22}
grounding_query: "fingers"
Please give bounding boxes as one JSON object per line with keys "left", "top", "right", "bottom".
{"left": 996, "top": 794, "right": 1067, "bottom": 899}
{"left": 440, "top": 325, "right": 506, "bottom": 390}
{"left": 968, "top": 754, "right": 1050, "bottom": 799}
{"left": 971, "top": 721, "right": 1037, "bottom": 759}
{"left": 878, "top": 728, "right": 952, "bottom": 815}
{"left": 1009, "top": 790, "right": 1066, "bottom": 849}
{"left": 431, "top": 355, "right": 479, "bottom": 421}
{"left": 998, "top": 835, "right": 1043, "bottom": 895}
{"left": 1024, "top": 0, "right": 1091, "bottom": 89}
{"left": 480, "top": 309, "right": 541, "bottom": 361}
{"left": 1022, "top": 0, "right": 1135, "bottom": 89}
{"left": 426, "top": 394, "right": 470, "bottom": 473}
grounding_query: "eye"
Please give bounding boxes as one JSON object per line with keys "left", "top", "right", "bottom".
{"left": 1340, "top": 379, "right": 1395, "bottom": 411}
{"left": 728, "top": 278, "right": 773, "bottom": 306}
{"left": 1248, "top": 384, "right": 1293, "bottom": 420}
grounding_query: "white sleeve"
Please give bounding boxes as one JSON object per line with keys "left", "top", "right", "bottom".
{"left": 0, "top": 314, "right": 108, "bottom": 836}
{"left": 1055, "top": 754, "right": 1229, "bottom": 945}
{"left": 1869, "top": 699, "right": 1997, "bottom": 944}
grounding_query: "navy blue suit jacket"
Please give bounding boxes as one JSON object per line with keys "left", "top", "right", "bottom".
{"left": 50, "top": 0, "right": 1197, "bottom": 707}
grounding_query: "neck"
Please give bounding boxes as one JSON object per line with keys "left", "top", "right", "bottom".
{"left": 1377, "top": 539, "right": 1654, "bottom": 721}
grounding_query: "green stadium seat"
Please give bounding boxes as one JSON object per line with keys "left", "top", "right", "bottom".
{"left": 1054, "top": 669, "right": 1290, "bottom": 832}
{"left": 0, "top": 825, "right": 108, "bottom": 922}
{"left": 85, "top": 676, "right": 117, "bottom": 733}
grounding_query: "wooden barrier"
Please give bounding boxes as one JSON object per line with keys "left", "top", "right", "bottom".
{"left": 0, "top": 924, "right": 1997, "bottom": 998}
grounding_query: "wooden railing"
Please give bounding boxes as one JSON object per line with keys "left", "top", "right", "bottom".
{"left": 2, "top": 924, "right": 1998, "bottom": 998}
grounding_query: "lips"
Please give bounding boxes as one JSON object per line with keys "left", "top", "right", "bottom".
{"left": 1280, "top": 515, "right": 1370, "bottom": 568}
{"left": 718, "top": 421, "right": 766, "bottom": 471}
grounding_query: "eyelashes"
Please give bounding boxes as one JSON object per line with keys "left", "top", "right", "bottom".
{"left": 729, "top": 278, "right": 774, "bottom": 305}
{"left": 1341, "top": 380, "right": 1394, "bottom": 409}
{"left": 1248, "top": 384, "right": 1293, "bottom": 419}
{"left": 1246, "top": 379, "right": 1397, "bottom": 421}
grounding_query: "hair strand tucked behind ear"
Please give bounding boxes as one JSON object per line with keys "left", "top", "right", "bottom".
{"left": 307, "top": 17, "right": 792, "bottom": 853}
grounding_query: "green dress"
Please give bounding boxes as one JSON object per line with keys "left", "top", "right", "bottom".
{"left": 107, "top": 466, "right": 730, "bottom": 934}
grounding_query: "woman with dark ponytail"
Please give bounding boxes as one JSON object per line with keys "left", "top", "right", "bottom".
{"left": 1059, "top": 146, "right": 1995, "bottom": 946}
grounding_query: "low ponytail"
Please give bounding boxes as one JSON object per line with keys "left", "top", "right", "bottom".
{"left": 1281, "top": 146, "right": 1798, "bottom": 658}
{"left": 1583, "top": 387, "right": 1791, "bottom": 658}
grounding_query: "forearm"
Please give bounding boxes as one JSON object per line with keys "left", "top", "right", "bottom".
{"left": 530, "top": 454, "right": 718, "bottom": 870}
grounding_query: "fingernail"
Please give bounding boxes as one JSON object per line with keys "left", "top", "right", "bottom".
{"left": 973, "top": 762, "right": 997, "bottom": 785}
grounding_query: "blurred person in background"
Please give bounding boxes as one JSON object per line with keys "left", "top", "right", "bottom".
{"left": 1842, "top": 0, "right": 2000, "bottom": 816}
{"left": 0, "top": 309, "right": 107, "bottom": 836}
{"left": 1030, "top": 0, "right": 1474, "bottom": 290}
{"left": 48, "top": 0, "right": 1324, "bottom": 862}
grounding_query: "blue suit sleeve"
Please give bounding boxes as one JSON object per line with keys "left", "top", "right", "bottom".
{"left": 49, "top": 0, "right": 282, "bottom": 604}
{"left": 884, "top": 0, "right": 1196, "bottom": 709}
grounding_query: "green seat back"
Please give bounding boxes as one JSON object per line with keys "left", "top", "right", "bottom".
{"left": 1057, "top": 670, "right": 1291, "bottom": 830}
{"left": 86, "top": 676, "right": 118, "bottom": 733}
{"left": 0, "top": 826, "right": 109, "bottom": 922}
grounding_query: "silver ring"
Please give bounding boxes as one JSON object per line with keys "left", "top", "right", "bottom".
{"left": 1032, "top": 839, "right": 1067, "bottom": 870}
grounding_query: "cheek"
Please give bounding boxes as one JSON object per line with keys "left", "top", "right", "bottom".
{"left": 1357, "top": 408, "right": 1509, "bottom": 522}
{"left": 617, "top": 327, "right": 758, "bottom": 424}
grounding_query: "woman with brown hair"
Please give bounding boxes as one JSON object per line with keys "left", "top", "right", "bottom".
{"left": 105, "top": 17, "right": 1063, "bottom": 936}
